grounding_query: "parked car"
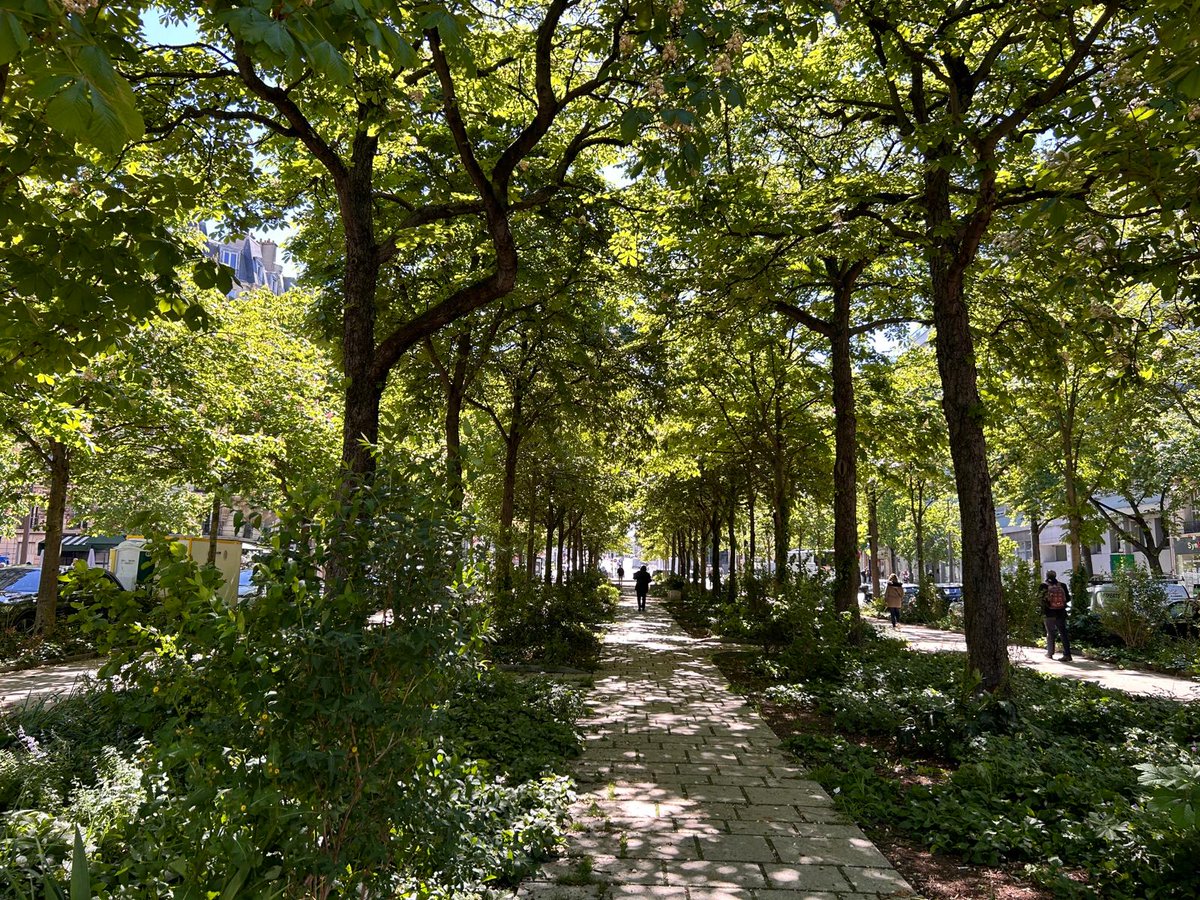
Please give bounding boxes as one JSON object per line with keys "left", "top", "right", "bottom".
{"left": 936, "top": 583, "right": 963, "bottom": 603}
{"left": 1164, "top": 598, "right": 1200, "bottom": 636}
{"left": 0, "top": 565, "right": 124, "bottom": 632}
{"left": 1088, "top": 579, "right": 1191, "bottom": 610}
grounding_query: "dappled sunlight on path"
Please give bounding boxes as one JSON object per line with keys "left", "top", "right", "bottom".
{"left": 515, "top": 588, "right": 915, "bottom": 900}
{"left": 890, "top": 623, "right": 1200, "bottom": 701}
{"left": 0, "top": 658, "right": 101, "bottom": 711}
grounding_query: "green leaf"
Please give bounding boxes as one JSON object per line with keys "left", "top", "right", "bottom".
{"left": 70, "top": 828, "right": 90, "bottom": 900}
{"left": 620, "top": 107, "right": 651, "bottom": 143}
{"left": 1177, "top": 67, "right": 1200, "bottom": 100}
{"left": 308, "top": 40, "right": 352, "bottom": 85}
{"left": 0, "top": 10, "right": 29, "bottom": 65}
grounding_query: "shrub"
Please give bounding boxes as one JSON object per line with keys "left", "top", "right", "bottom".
{"left": 490, "top": 569, "right": 616, "bottom": 669}
{"left": 2, "top": 476, "right": 589, "bottom": 897}
{"left": 1097, "top": 568, "right": 1169, "bottom": 649}
{"left": 1001, "top": 561, "right": 1042, "bottom": 643}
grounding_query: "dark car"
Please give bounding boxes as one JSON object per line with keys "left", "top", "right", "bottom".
{"left": 936, "top": 583, "right": 963, "bottom": 603}
{"left": 0, "top": 565, "right": 124, "bottom": 632}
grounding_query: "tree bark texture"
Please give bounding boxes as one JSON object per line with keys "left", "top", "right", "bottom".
{"left": 926, "top": 168, "right": 1009, "bottom": 692}
{"left": 868, "top": 483, "right": 881, "bottom": 599}
{"left": 35, "top": 442, "right": 69, "bottom": 635}
{"left": 207, "top": 493, "right": 221, "bottom": 567}
{"left": 828, "top": 276, "right": 860, "bottom": 618}
{"left": 711, "top": 507, "right": 721, "bottom": 597}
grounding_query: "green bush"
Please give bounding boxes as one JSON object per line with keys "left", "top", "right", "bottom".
{"left": 1098, "top": 568, "right": 1169, "bottom": 648}
{"left": 0, "top": 470, "right": 577, "bottom": 897}
{"left": 1001, "top": 561, "right": 1042, "bottom": 643}
{"left": 490, "top": 569, "right": 617, "bottom": 669}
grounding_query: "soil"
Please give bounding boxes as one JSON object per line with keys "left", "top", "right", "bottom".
{"left": 709, "top": 649, "right": 1054, "bottom": 900}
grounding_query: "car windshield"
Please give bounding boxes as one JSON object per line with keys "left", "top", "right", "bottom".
{"left": 0, "top": 569, "right": 39, "bottom": 593}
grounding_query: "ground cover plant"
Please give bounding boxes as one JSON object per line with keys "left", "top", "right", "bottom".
{"left": 0, "top": 474, "right": 584, "bottom": 898}
{"left": 719, "top": 638, "right": 1200, "bottom": 899}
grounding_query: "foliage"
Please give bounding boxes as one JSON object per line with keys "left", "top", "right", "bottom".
{"left": 0, "top": 623, "right": 95, "bottom": 671}
{"left": 1098, "top": 568, "right": 1171, "bottom": 649}
{"left": 0, "top": 470, "right": 586, "bottom": 896}
{"left": 441, "top": 672, "right": 584, "bottom": 783}
{"left": 489, "top": 569, "right": 618, "bottom": 671}
{"left": 739, "top": 641, "right": 1200, "bottom": 897}
{"left": 1002, "top": 561, "right": 1043, "bottom": 644}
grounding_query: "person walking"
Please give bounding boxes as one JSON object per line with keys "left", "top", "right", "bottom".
{"left": 633, "top": 565, "right": 651, "bottom": 612}
{"left": 617, "top": 564, "right": 625, "bottom": 585}
{"left": 1039, "top": 570, "right": 1073, "bottom": 661}
{"left": 884, "top": 574, "right": 904, "bottom": 629}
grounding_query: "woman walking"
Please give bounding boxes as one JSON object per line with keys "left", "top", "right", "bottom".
{"left": 884, "top": 574, "right": 904, "bottom": 629}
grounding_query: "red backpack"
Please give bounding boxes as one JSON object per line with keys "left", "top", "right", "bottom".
{"left": 1046, "top": 582, "right": 1067, "bottom": 610}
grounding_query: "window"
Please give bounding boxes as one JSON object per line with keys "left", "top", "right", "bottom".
{"left": 1043, "top": 545, "right": 1068, "bottom": 563}
{"left": 220, "top": 249, "right": 238, "bottom": 268}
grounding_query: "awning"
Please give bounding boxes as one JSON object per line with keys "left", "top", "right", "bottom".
{"left": 36, "top": 535, "right": 126, "bottom": 553}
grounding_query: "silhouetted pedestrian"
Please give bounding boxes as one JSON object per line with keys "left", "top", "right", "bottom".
{"left": 633, "top": 565, "right": 651, "bottom": 612}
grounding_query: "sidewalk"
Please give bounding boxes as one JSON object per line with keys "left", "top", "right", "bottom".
{"left": 516, "top": 589, "right": 915, "bottom": 900}
{"left": 891, "top": 623, "right": 1200, "bottom": 702}
{"left": 0, "top": 658, "right": 102, "bottom": 711}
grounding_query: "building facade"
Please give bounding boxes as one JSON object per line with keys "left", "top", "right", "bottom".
{"left": 1000, "top": 498, "right": 1200, "bottom": 592}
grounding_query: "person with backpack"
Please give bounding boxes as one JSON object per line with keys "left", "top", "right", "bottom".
{"left": 1039, "top": 570, "right": 1073, "bottom": 662}
{"left": 633, "top": 565, "right": 652, "bottom": 612}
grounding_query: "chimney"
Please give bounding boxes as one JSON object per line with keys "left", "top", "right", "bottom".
{"left": 260, "top": 241, "right": 277, "bottom": 270}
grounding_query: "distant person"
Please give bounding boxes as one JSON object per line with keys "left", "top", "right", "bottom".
{"left": 1039, "top": 570, "right": 1073, "bottom": 661}
{"left": 633, "top": 564, "right": 651, "bottom": 612}
{"left": 617, "top": 564, "right": 625, "bottom": 585}
{"left": 884, "top": 574, "right": 904, "bottom": 629}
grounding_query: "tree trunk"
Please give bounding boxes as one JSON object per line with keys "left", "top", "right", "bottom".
{"left": 727, "top": 493, "right": 737, "bottom": 603}
{"left": 868, "top": 483, "right": 881, "bottom": 599}
{"left": 496, "top": 424, "right": 522, "bottom": 591}
{"left": 555, "top": 511, "right": 565, "bottom": 585}
{"left": 772, "top": 458, "right": 790, "bottom": 583}
{"left": 544, "top": 504, "right": 555, "bottom": 585}
{"left": 339, "top": 178, "right": 383, "bottom": 480}
{"left": 207, "top": 493, "right": 221, "bottom": 567}
{"left": 748, "top": 490, "right": 756, "bottom": 570}
{"left": 525, "top": 488, "right": 537, "bottom": 580}
{"left": 1062, "top": 423, "right": 1086, "bottom": 576}
{"left": 1030, "top": 514, "right": 1043, "bottom": 582}
{"left": 711, "top": 506, "right": 721, "bottom": 597}
{"left": 442, "top": 331, "right": 472, "bottom": 510}
{"left": 35, "top": 442, "right": 70, "bottom": 635}
{"left": 927, "top": 166, "right": 1009, "bottom": 692}
{"left": 913, "top": 480, "right": 926, "bottom": 585}
{"left": 829, "top": 292, "right": 860, "bottom": 618}
{"left": 19, "top": 505, "right": 32, "bottom": 565}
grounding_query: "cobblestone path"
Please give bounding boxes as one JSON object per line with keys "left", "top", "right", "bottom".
{"left": 516, "top": 589, "right": 915, "bottom": 900}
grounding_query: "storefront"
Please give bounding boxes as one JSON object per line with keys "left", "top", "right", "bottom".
{"left": 1173, "top": 535, "right": 1200, "bottom": 585}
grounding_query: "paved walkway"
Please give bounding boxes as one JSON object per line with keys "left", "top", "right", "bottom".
{"left": 0, "top": 658, "right": 101, "bottom": 711}
{"left": 890, "top": 623, "right": 1200, "bottom": 702}
{"left": 516, "top": 590, "right": 915, "bottom": 900}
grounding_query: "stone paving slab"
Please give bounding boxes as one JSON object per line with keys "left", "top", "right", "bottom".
{"left": 513, "top": 589, "right": 916, "bottom": 900}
